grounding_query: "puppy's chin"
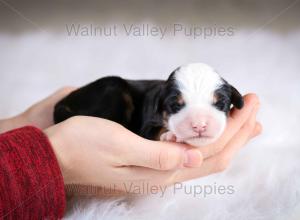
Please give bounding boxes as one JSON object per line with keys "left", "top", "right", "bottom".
{"left": 183, "top": 135, "right": 219, "bottom": 147}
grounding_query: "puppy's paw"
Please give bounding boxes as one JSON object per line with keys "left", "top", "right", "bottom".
{"left": 160, "top": 131, "right": 177, "bottom": 142}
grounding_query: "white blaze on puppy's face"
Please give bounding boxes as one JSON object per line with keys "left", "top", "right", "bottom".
{"left": 167, "top": 63, "right": 227, "bottom": 146}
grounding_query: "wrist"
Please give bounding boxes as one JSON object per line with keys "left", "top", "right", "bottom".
{"left": 0, "top": 114, "right": 28, "bottom": 133}
{"left": 44, "top": 125, "right": 74, "bottom": 185}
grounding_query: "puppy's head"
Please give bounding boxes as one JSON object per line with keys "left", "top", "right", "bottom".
{"left": 161, "top": 63, "right": 244, "bottom": 146}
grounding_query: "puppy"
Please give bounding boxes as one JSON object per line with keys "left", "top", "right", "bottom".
{"left": 54, "top": 63, "right": 243, "bottom": 146}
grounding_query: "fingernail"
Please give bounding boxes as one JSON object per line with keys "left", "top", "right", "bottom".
{"left": 184, "top": 149, "right": 203, "bottom": 168}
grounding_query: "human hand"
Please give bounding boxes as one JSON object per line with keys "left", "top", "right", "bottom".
{"left": 44, "top": 94, "right": 261, "bottom": 195}
{"left": 45, "top": 116, "right": 202, "bottom": 193}
{"left": 0, "top": 87, "right": 75, "bottom": 133}
{"left": 197, "top": 93, "right": 261, "bottom": 159}
{"left": 173, "top": 94, "right": 262, "bottom": 182}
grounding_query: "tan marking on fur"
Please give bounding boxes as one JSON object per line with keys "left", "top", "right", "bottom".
{"left": 178, "top": 95, "right": 185, "bottom": 105}
{"left": 64, "top": 106, "right": 73, "bottom": 113}
{"left": 123, "top": 93, "right": 134, "bottom": 122}
{"left": 213, "top": 95, "right": 218, "bottom": 104}
{"left": 162, "top": 111, "right": 169, "bottom": 127}
{"left": 156, "top": 127, "right": 168, "bottom": 140}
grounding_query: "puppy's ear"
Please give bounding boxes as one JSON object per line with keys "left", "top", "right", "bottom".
{"left": 230, "top": 85, "right": 244, "bottom": 109}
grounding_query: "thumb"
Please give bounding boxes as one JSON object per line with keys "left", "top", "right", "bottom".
{"left": 124, "top": 138, "right": 203, "bottom": 170}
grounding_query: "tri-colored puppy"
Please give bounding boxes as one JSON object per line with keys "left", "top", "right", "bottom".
{"left": 54, "top": 63, "right": 244, "bottom": 146}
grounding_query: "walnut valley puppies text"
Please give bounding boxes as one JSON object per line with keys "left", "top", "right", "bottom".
{"left": 65, "top": 23, "right": 235, "bottom": 39}
{"left": 81, "top": 182, "right": 235, "bottom": 198}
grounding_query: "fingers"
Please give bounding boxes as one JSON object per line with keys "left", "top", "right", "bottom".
{"left": 32, "top": 86, "right": 76, "bottom": 109}
{"left": 122, "top": 112, "right": 259, "bottom": 187}
{"left": 174, "top": 103, "right": 260, "bottom": 182}
{"left": 199, "top": 94, "right": 260, "bottom": 158}
{"left": 118, "top": 166, "right": 179, "bottom": 190}
{"left": 63, "top": 117, "right": 192, "bottom": 172}
{"left": 23, "top": 86, "right": 77, "bottom": 129}
{"left": 250, "top": 122, "right": 263, "bottom": 138}
{"left": 121, "top": 94, "right": 260, "bottom": 172}
{"left": 221, "top": 93, "right": 259, "bottom": 143}
{"left": 45, "top": 86, "right": 77, "bottom": 105}
{"left": 213, "top": 103, "right": 260, "bottom": 165}
{"left": 123, "top": 137, "right": 203, "bottom": 170}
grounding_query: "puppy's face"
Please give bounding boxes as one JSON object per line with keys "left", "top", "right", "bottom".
{"left": 162, "top": 63, "right": 244, "bottom": 146}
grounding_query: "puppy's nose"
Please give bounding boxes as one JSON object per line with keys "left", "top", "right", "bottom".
{"left": 192, "top": 122, "right": 207, "bottom": 133}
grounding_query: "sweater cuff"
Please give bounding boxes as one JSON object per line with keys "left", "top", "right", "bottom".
{"left": 0, "top": 126, "right": 66, "bottom": 219}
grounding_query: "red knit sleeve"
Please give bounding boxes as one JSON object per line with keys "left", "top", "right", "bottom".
{"left": 0, "top": 126, "right": 66, "bottom": 219}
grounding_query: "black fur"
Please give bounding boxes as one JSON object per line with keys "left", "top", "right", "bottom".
{"left": 161, "top": 72, "right": 186, "bottom": 115}
{"left": 54, "top": 74, "right": 243, "bottom": 140}
{"left": 54, "top": 76, "right": 168, "bottom": 140}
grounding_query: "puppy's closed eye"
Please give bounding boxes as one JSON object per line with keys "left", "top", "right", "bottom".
{"left": 162, "top": 63, "right": 244, "bottom": 146}
{"left": 163, "top": 91, "right": 185, "bottom": 114}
